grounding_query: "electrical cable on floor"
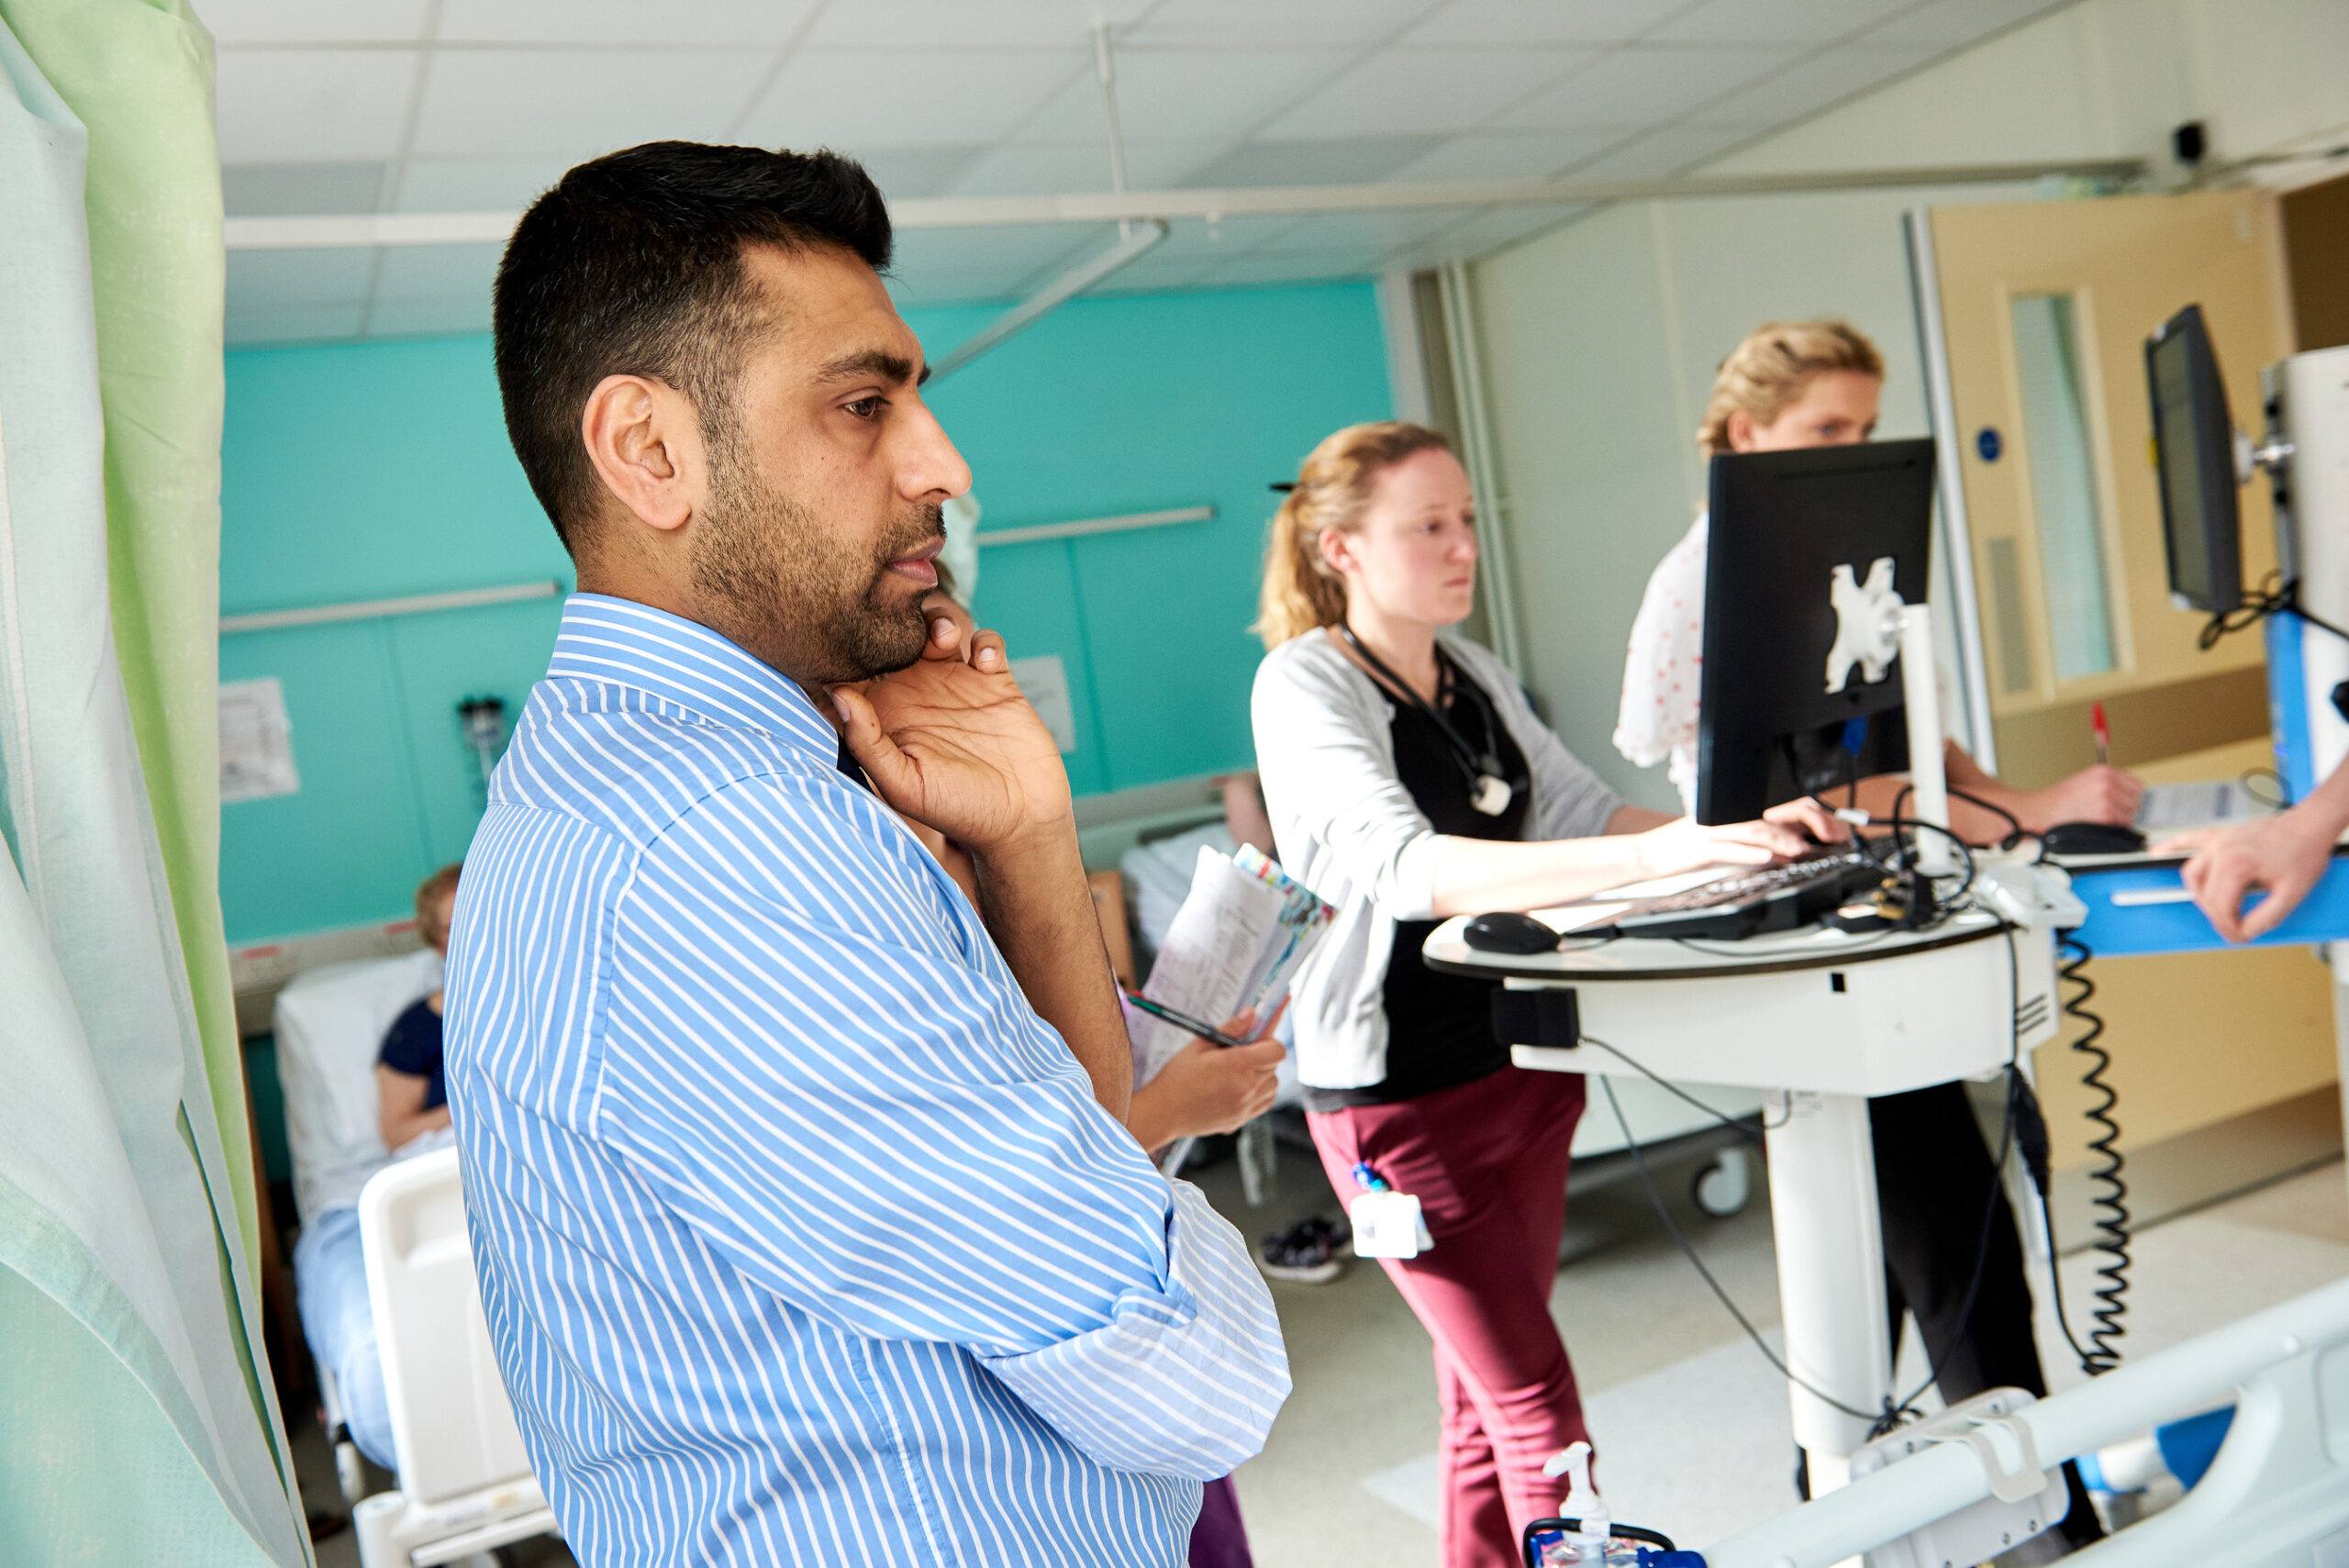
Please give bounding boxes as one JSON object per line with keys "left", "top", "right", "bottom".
{"left": 1873, "top": 919, "right": 2024, "bottom": 1431}
{"left": 2042, "top": 934, "right": 2131, "bottom": 1374}
{"left": 1595, "top": 1072, "right": 1896, "bottom": 1429}
{"left": 1574, "top": 1032, "right": 1765, "bottom": 1147}
{"left": 1588, "top": 917, "right": 2032, "bottom": 1440}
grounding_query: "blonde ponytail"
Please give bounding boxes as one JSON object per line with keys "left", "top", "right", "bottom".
{"left": 1255, "top": 420, "right": 1453, "bottom": 650}
{"left": 1696, "top": 319, "right": 1884, "bottom": 457}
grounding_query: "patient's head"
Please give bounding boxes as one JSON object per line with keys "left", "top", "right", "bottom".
{"left": 1698, "top": 319, "right": 1882, "bottom": 457}
{"left": 494, "top": 141, "right": 970, "bottom": 684}
{"left": 415, "top": 862, "right": 462, "bottom": 956}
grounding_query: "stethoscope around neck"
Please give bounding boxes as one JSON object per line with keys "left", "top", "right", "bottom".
{"left": 1338, "top": 624, "right": 1520, "bottom": 817}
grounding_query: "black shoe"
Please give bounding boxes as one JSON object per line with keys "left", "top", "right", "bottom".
{"left": 1257, "top": 1217, "right": 1345, "bottom": 1284}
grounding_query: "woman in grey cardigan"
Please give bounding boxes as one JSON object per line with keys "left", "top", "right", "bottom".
{"left": 1251, "top": 420, "right": 1838, "bottom": 1566}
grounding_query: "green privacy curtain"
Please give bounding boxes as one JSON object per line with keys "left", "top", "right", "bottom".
{"left": 0, "top": 3, "right": 308, "bottom": 1562}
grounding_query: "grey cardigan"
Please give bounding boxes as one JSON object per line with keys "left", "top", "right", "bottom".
{"left": 1251, "top": 631, "right": 1622, "bottom": 1090}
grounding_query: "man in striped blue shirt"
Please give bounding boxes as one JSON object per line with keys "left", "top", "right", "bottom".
{"left": 445, "top": 142, "right": 1289, "bottom": 1566}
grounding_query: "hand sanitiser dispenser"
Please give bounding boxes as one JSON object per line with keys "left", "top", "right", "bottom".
{"left": 1520, "top": 1442, "right": 1702, "bottom": 1566}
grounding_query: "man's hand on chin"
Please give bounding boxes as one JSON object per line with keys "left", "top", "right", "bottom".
{"left": 829, "top": 628, "right": 1073, "bottom": 855}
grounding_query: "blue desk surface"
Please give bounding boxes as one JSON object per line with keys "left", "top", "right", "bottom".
{"left": 2061, "top": 852, "right": 2349, "bottom": 956}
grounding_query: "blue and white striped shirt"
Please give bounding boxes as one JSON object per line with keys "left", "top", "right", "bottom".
{"left": 444, "top": 595, "right": 1289, "bottom": 1567}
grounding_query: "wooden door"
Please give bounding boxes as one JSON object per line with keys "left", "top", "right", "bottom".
{"left": 1926, "top": 193, "right": 2335, "bottom": 1203}
{"left": 1930, "top": 192, "right": 2293, "bottom": 784}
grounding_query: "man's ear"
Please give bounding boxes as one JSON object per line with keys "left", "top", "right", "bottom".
{"left": 581, "top": 373, "right": 702, "bottom": 536}
{"left": 1722, "top": 408, "right": 1757, "bottom": 453}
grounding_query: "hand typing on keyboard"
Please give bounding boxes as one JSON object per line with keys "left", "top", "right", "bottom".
{"left": 1625, "top": 796, "right": 1852, "bottom": 881}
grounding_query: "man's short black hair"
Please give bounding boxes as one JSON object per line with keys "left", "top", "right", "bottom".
{"left": 492, "top": 141, "right": 892, "bottom": 551}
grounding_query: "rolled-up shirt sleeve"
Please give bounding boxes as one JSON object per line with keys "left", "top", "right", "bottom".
{"left": 596, "top": 776, "right": 1290, "bottom": 1481}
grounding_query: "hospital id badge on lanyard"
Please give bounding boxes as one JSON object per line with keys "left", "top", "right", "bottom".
{"left": 1349, "top": 1162, "right": 1433, "bottom": 1259}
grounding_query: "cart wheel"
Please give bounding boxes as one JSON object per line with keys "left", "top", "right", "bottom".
{"left": 1691, "top": 1146, "right": 1752, "bottom": 1218}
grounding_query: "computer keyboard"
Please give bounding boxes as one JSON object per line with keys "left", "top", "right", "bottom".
{"left": 1607, "top": 850, "right": 1886, "bottom": 941}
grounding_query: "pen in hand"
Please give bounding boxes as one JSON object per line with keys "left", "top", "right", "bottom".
{"left": 1121, "top": 990, "right": 1253, "bottom": 1049}
{"left": 2092, "top": 700, "right": 2110, "bottom": 766}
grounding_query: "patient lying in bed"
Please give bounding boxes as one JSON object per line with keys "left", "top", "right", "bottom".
{"left": 292, "top": 863, "right": 461, "bottom": 1471}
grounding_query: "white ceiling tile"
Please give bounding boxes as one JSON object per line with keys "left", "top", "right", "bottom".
{"left": 1147, "top": 214, "right": 1300, "bottom": 261}
{"left": 1386, "top": 129, "right": 1618, "bottom": 181}
{"left": 373, "top": 242, "right": 505, "bottom": 300}
{"left": 1563, "top": 119, "right": 1758, "bottom": 178}
{"left": 1647, "top": 0, "right": 1909, "bottom": 46}
{"left": 1382, "top": 203, "right": 1591, "bottom": 267}
{"left": 1862, "top": 0, "right": 2068, "bottom": 47}
{"left": 1689, "top": 42, "right": 1943, "bottom": 127}
{"left": 365, "top": 297, "right": 497, "bottom": 337}
{"left": 889, "top": 223, "right": 1102, "bottom": 282}
{"left": 1184, "top": 135, "right": 1448, "bottom": 188}
{"left": 848, "top": 145, "right": 989, "bottom": 200}
{"left": 437, "top": 0, "right": 819, "bottom": 43}
{"left": 226, "top": 248, "right": 375, "bottom": 312}
{"left": 1497, "top": 44, "right": 1798, "bottom": 128}
{"left": 943, "top": 140, "right": 1226, "bottom": 197}
{"left": 1015, "top": 48, "right": 1353, "bottom": 146}
{"left": 223, "top": 160, "right": 387, "bottom": 216}
{"left": 407, "top": 49, "right": 774, "bottom": 156}
{"left": 1260, "top": 46, "right": 1590, "bottom": 139}
{"left": 1250, "top": 209, "right": 1464, "bottom": 255}
{"left": 740, "top": 49, "right": 1080, "bottom": 150}
{"left": 214, "top": 49, "right": 420, "bottom": 163}
{"left": 227, "top": 305, "right": 372, "bottom": 345}
{"left": 1125, "top": 0, "right": 1437, "bottom": 48}
{"left": 811, "top": 0, "right": 1152, "bottom": 48}
{"left": 1182, "top": 250, "right": 1378, "bottom": 286}
{"left": 1400, "top": 0, "right": 1691, "bottom": 46}
{"left": 201, "top": 0, "right": 430, "bottom": 44}
{"left": 395, "top": 154, "right": 574, "bottom": 212}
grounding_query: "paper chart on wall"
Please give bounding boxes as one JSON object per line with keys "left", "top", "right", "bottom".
{"left": 218, "top": 677, "right": 300, "bottom": 803}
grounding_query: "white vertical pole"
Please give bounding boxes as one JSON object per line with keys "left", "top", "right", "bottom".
{"left": 1905, "top": 206, "right": 1998, "bottom": 769}
{"left": 1765, "top": 1090, "right": 1893, "bottom": 1480}
{"left": 1901, "top": 603, "right": 1955, "bottom": 875}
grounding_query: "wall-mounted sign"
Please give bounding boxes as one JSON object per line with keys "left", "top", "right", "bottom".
{"left": 1008, "top": 654, "right": 1078, "bottom": 754}
{"left": 219, "top": 677, "right": 300, "bottom": 803}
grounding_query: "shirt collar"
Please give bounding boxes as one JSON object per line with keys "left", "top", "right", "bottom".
{"left": 546, "top": 593, "right": 840, "bottom": 758}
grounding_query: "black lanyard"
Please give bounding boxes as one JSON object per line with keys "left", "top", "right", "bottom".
{"left": 1339, "top": 626, "right": 1521, "bottom": 815}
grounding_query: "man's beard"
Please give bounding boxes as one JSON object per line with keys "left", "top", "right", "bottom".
{"left": 688, "top": 450, "right": 941, "bottom": 685}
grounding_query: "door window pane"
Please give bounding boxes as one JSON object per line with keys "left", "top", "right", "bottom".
{"left": 2009, "top": 293, "right": 2117, "bottom": 681}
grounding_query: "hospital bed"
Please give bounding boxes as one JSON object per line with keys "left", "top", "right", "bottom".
{"left": 273, "top": 955, "right": 558, "bottom": 1566}
{"left": 1703, "top": 1272, "right": 2349, "bottom": 1566}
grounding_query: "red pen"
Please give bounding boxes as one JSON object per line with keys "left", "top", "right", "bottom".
{"left": 2091, "top": 701, "right": 2110, "bottom": 766}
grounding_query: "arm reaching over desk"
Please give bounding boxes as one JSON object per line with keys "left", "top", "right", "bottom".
{"left": 2158, "top": 762, "right": 2349, "bottom": 941}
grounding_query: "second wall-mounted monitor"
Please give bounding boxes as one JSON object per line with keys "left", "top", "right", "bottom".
{"left": 2146, "top": 303, "right": 2243, "bottom": 615}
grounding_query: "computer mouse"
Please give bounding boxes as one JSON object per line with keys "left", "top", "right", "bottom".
{"left": 2041, "top": 821, "right": 2148, "bottom": 857}
{"left": 1463, "top": 910, "right": 1563, "bottom": 954}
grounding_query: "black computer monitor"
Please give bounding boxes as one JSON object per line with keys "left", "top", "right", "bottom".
{"left": 1694, "top": 438, "right": 1938, "bottom": 825}
{"left": 2146, "top": 303, "right": 2242, "bottom": 615}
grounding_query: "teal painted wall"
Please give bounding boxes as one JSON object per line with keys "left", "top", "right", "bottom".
{"left": 218, "top": 281, "right": 1390, "bottom": 944}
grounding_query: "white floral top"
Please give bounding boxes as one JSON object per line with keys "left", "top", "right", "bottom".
{"left": 1614, "top": 511, "right": 1709, "bottom": 813}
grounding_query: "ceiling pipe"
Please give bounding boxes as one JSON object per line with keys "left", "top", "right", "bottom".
{"left": 925, "top": 217, "right": 1169, "bottom": 382}
{"left": 221, "top": 156, "right": 2148, "bottom": 250}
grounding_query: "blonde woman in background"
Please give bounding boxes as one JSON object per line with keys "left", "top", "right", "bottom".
{"left": 1616, "top": 322, "right": 2117, "bottom": 1543}
{"left": 1252, "top": 420, "right": 1843, "bottom": 1567}
{"left": 1615, "top": 318, "right": 2142, "bottom": 837}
